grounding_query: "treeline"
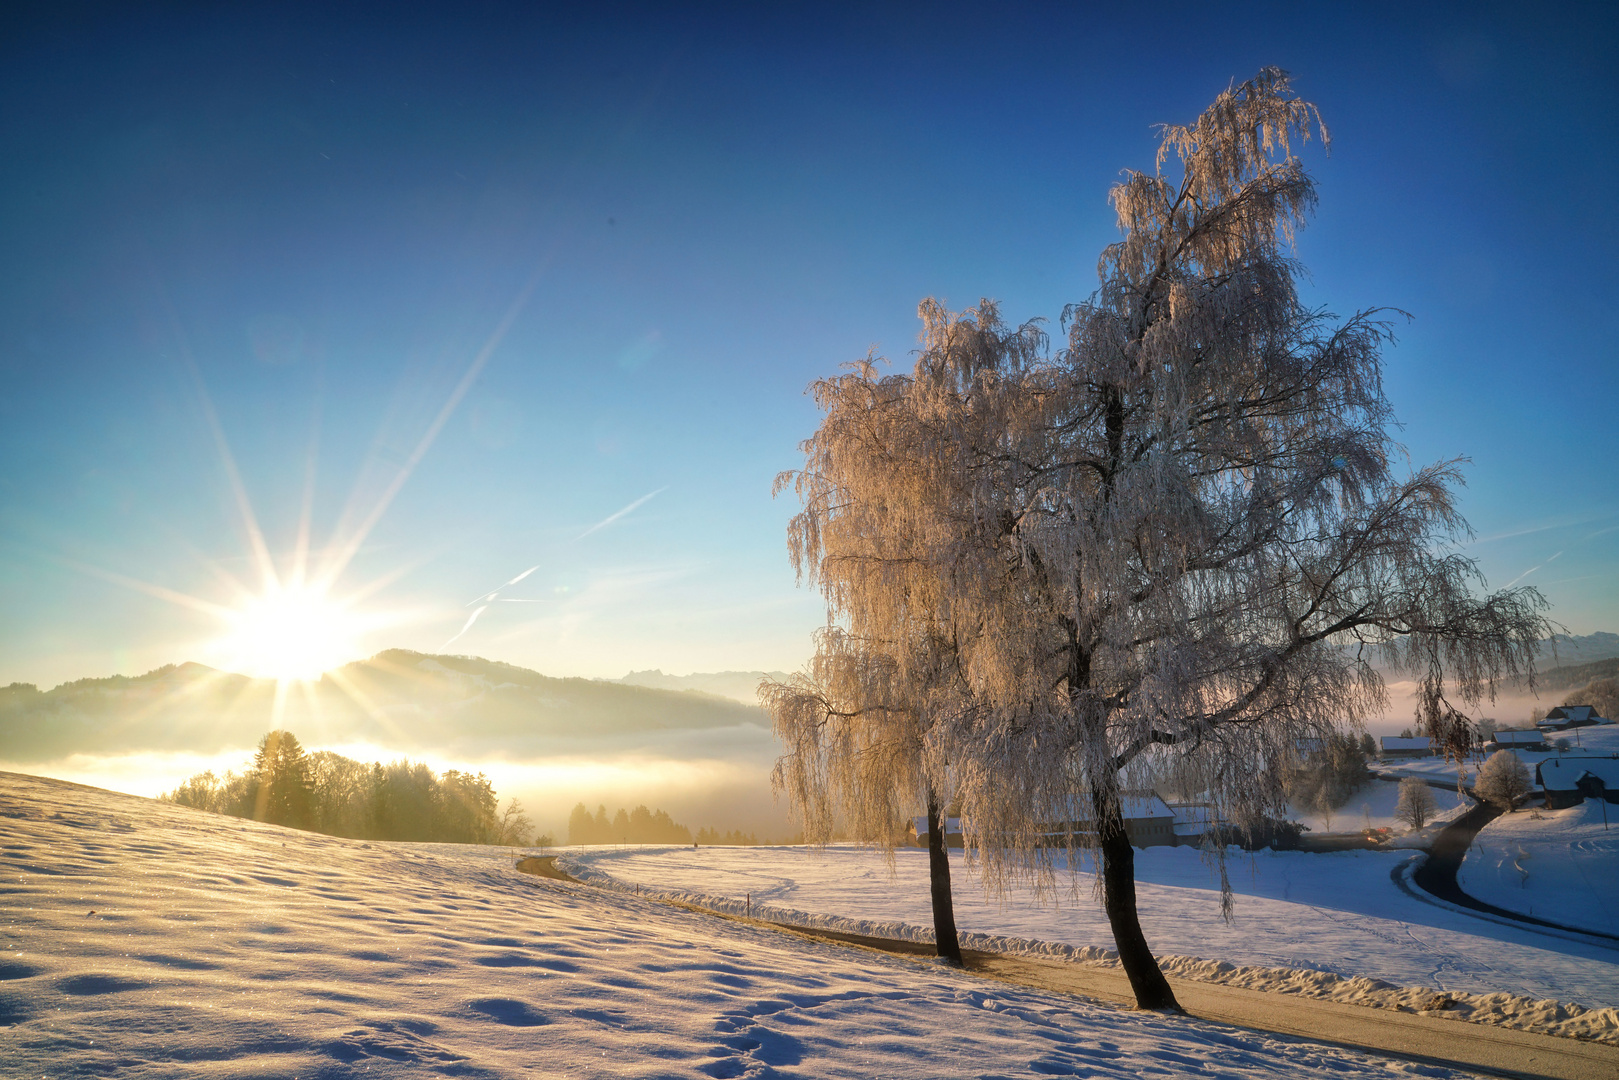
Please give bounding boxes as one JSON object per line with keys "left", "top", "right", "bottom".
{"left": 566, "top": 803, "right": 763, "bottom": 846}
{"left": 164, "top": 730, "right": 540, "bottom": 846}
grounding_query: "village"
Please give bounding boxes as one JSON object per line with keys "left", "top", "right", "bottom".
{"left": 911, "top": 703, "right": 1617, "bottom": 867}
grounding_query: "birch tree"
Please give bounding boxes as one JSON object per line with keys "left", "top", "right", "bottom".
{"left": 1476, "top": 750, "right": 1532, "bottom": 811}
{"left": 768, "top": 68, "right": 1549, "bottom": 1010}
{"left": 1394, "top": 777, "right": 1437, "bottom": 830}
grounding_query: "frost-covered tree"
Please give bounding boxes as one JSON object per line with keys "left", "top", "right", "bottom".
{"left": 1394, "top": 777, "right": 1437, "bottom": 830}
{"left": 769, "top": 69, "right": 1549, "bottom": 1010}
{"left": 496, "top": 798, "right": 535, "bottom": 847}
{"left": 763, "top": 627, "right": 969, "bottom": 963}
{"left": 1476, "top": 750, "right": 1532, "bottom": 811}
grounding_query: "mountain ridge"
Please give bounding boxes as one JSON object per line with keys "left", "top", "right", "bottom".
{"left": 0, "top": 650, "right": 765, "bottom": 763}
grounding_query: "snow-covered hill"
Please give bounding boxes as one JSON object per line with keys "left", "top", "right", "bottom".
{"left": 1, "top": 771, "right": 1470, "bottom": 1078}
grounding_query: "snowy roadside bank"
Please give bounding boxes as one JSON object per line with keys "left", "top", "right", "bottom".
{"left": 563, "top": 846, "right": 1619, "bottom": 1045}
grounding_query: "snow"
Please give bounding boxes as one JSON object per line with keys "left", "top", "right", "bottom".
{"left": 1458, "top": 799, "right": 1619, "bottom": 936}
{"left": 1288, "top": 779, "right": 1469, "bottom": 834}
{"left": 570, "top": 838, "right": 1619, "bottom": 1040}
{"left": 1538, "top": 756, "right": 1619, "bottom": 796}
{"left": 1373, "top": 726, "right": 1619, "bottom": 792}
{"left": 2, "top": 771, "right": 1492, "bottom": 1078}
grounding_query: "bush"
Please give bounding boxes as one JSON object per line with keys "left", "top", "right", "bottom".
{"left": 1476, "top": 750, "right": 1532, "bottom": 812}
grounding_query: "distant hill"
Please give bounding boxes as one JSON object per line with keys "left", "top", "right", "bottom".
{"left": 1537, "top": 632, "right": 1619, "bottom": 668}
{"left": 0, "top": 651, "right": 765, "bottom": 763}
{"left": 1519, "top": 656, "right": 1619, "bottom": 693}
{"left": 610, "top": 669, "right": 790, "bottom": 705}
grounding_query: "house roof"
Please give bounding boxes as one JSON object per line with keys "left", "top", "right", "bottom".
{"left": 911, "top": 816, "right": 963, "bottom": 835}
{"left": 1380, "top": 736, "right": 1434, "bottom": 751}
{"left": 1536, "top": 756, "right": 1619, "bottom": 793}
{"left": 1045, "top": 794, "right": 1177, "bottom": 824}
{"left": 912, "top": 795, "right": 1178, "bottom": 837}
{"left": 1490, "top": 731, "right": 1547, "bottom": 745}
{"left": 1539, "top": 705, "right": 1612, "bottom": 727}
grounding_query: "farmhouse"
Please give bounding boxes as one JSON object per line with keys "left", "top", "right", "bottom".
{"left": 1537, "top": 705, "right": 1613, "bottom": 732}
{"left": 1040, "top": 794, "right": 1179, "bottom": 848}
{"left": 1379, "top": 736, "right": 1434, "bottom": 759}
{"left": 913, "top": 795, "right": 1180, "bottom": 850}
{"left": 908, "top": 815, "right": 963, "bottom": 847}
{"left": 1486, "top": 730, "right": 1549, "bottom": 753}
{"left": 1536, "top": 755, "right": 1619, "bottom": 809}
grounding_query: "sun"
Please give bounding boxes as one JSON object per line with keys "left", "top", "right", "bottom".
{"left": 215, "top": 582, "right": 362, "bottom": 682}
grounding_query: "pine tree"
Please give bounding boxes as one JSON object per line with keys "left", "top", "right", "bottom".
{"left": 250, "top": 730, "right": 313, "bottom": 829}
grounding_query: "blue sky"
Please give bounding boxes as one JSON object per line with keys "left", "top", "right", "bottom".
{"left": 2, "top": 1, "right": 1615, "bottom": 689}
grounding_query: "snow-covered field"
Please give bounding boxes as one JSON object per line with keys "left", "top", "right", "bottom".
{"left": 3, "top": 771, "right": 1494, "bottom": 1079}
{"left": 1288, "top": 778, "right": 1470, "bottom": 834}
{"left": 1460, "top": 800, "right": 1619, "bottom": 936}
{"left": 571, "top": 838, "right": 1619, "bottom": 1019}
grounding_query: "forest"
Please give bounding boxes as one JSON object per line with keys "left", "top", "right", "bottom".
{"left": 565, "top": 801, "right": 761, "bottom": 846}
{"left": 163, "top": 730, "right": 538, "bottom": 846}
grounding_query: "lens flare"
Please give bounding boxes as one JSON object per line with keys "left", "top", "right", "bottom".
{"left": 215, "top": 583, "right": 361, "bottom": 681}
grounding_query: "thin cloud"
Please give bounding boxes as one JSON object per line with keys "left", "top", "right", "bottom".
{"left": 1470, "top": 510, "right": 1619, "bottom": 547}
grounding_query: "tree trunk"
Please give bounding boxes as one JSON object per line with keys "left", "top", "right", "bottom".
{"left": 925, "top": 792, "right": 964, "bottom": 965}
{"left": 1093, "top": 789, "right": 1179, "bottom": 1010}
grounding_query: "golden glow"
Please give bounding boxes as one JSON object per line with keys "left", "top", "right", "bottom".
{"left": 215, "top": 582, "right": 363, "bottom": 681}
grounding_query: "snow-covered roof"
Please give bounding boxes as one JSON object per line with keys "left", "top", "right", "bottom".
{"left": 910, "top": 816, "right": 962, "bottom": 836}
{"left": 1535, "top": 755, "right": 1619, "bottom": 793}
{"left": 1489, "top": 731, "right": 1547, "bottom": 746}
{"left": 1041, "top": 794, "right": 1176, "bottom": 824}
{"left": 1380, "top": 736, "right": 1434, "bottom": 752}
{"left": 1538, "top": 706, "right": 1612, "bottom": 729}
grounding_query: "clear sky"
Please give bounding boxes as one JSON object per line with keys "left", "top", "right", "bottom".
{"left": 2, "top": 1, "right": 1615, "bottom": 690}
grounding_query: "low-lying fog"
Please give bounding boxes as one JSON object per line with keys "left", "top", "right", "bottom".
{"left": 5, "top": 637, "right": 1609, "bottom": 842}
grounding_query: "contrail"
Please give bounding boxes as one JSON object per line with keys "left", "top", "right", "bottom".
{"left": 576, "top": 486, "right": 669, "bottom": 542}
{"left": 442, "top": 604, "right": 489, "bottom": 649}
{"left": 449, "top": 485, "right": 669, "bottom": 644}
{"left": 1503, "top": 550, "right": 1563, "bottom": 589}
{"left": 468, "top": 564, "right": 542, "bottom": 606}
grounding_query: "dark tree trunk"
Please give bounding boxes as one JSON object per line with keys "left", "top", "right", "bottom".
{"left": 1093, "top": 788, "right": 1179, "bottom": 1010}
{"left": 925, "top": 792, "right": 964, "bottom": 966}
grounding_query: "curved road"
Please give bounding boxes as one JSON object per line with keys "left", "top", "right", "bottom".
{"left": 1403, "top": 796, "right": 1619, "bottom": 944}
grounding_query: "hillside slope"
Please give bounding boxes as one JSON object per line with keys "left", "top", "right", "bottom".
{"left": 1, "top": 770, "right": 1494, "bottom": 1079}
